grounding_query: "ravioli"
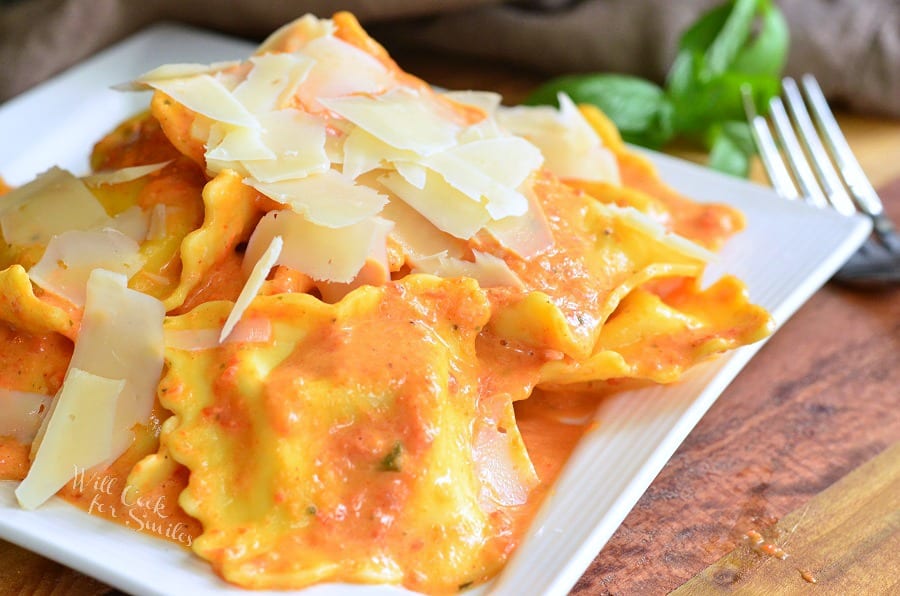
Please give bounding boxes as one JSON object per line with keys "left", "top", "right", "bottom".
{"left": 160, "top": 275, "right": 535, "bottom": 592}
{"left": 479, "top": 171, "right": 712, "bottom": 361}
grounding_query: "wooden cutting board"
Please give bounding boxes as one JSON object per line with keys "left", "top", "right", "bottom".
{"left": 672, "top": 440, "right": 900, "bottom": 595}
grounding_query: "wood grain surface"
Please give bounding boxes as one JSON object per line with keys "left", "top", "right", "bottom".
{"left": 2, "top": 49, "right": 900, "bottom": 596}
{"left": 672, "top": 441, "right": 900, "bottom": 595}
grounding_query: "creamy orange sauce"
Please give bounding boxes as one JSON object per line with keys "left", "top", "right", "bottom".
{"left": 0, "top": 437, "right": 30, "bottom": 481}
{"left": 59, "top": 463, "right": 199, "bottom": 548}
{"left": 0, "top": 322, "right": 71, "bottom": 395}
{"left": 169, "top": 251, "right": 245, "bottom": 316}
{"left": 617, "top": 156, "right": 744, "bottom": 250}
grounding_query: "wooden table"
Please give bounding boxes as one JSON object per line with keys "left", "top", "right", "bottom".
{"left": 2, "top": 50, "right": 899, "bottom": 595}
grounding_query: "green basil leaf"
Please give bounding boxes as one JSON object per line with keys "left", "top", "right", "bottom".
{"left": 704, "top": 0, "right": 762, "bottom": 77}
{"left": 671, "top": 71, "right": 779, "bottom": 134}
{"left": 666, "top": 49, "right": 702, "bottom": 100}
{"left": 677, "top": 3, "right": 733, "bottom": 54}
{"left": 706, "top": 121, "right": 755, "bottom": 176}
{"left": 524, "top": 74, "right": 675, "bottom": 148}
{"left": 668, "top": 0, "right": 787, "bottom": 91}
{"left": 730, "top": 2, "right": 789, "bottom": 76}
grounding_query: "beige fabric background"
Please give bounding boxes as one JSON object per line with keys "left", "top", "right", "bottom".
{"left": 1, "top": 0, "right": 898, "bottom": 117}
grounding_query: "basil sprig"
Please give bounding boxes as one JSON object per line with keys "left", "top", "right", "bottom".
{"left": 524, "top": 0, "right": 789, "bottom": 177}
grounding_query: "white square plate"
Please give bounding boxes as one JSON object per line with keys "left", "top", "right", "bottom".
{"left": 0, "top": 23, "right": 872, "bottom": 596}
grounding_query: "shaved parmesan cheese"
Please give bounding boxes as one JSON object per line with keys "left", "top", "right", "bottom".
{"left": 166, "top": 328, "right": 219, "bottom": 351}
{"left": 459, "top": 118, "right": 504, "bottom": 143}
{"left": 379, "top": 171, "right": 491, "bottom": 240}
{"left": 147, "top": 204, "right": 167, "bottom": 241}
{"left": 15, "top": 368, "right": 123, "bottom": 510}
{"left": 206, "top": 123, "right": 275, "bottom": 162}
{"left": 422, "top": 137, "right": 541, "bottom": 219}
{"left": 412, "top": 251, "right": 524, "bottom": 289}
{"left": 206, "top": 158, "right": 250, "bottom": 178}
{"left": 394, "top": 161, "right": 428, "bottom": 190}
{"left": 245, "top": 210, "right": 392, "bottom": 283}
{"left": 245, "top": 170, "right": 386, "bottom": 228}
{"left": 381, "top": 198, "right": 465, "bottom": 260}
{"left": 0, "top": 389, "right": 52, "bottom": 443}
{"left": 341, "top": 126, "right": 418, "bottom": 181}
{"left": 118, "top": 61, "right": 241, "bottom": 90}
{"left": 485, "top": 183, "right": 554, "bottom": 258}
{"left": 0, "top": 167, "right": 112, "bottom": 245}
{"left": 27, "top": 229, "right": 144, "bottom": 307}
{"left": 82, "top": 161, "right": 171, "bottom": 186}
{"left": 320, "top": 89, "right": 459, "bottom": 155}
{"left": 441, "top": 90, "right": 502, "bottom": 114}
{"left": 167, "top": 317, "right": 272, "bottom": 351}
{"left": 241, "top": 110, "right": 329, "bottom": 182}
{"left": 324, "top": 126, "right": 348, "bottom": 165}
{"left": 440, "top": 91, "right": 505, "bottom": 143}
{"left": 232, "top": 53, "right": 313, "bottom": 113}
{"left": 497, "top": 93, "right": 620, "bottom": 184}
{"left": 69, "top": 270, "right": 165, "bottom": 457}
{"left": 473, "top": 402, "right": 538, "bottom": 511}
{"left": 315, "top": 217, "right": 394, "bottom": 302}
{"left": 453, "top": 137, "right": 542, "bottom": 189}
{"left": 599, "top": 203, "right": 715, "bottom": 262}
{"left": 295, "top": 36, "right": 392, "bottom": 109}
{"left": 110, "top": 205, "right": 150, "bottom": 243}
{"left": 147, "top": 74, "right": 258, "bottom": 128}
{"left": 221, "top": 236, "right": 282, "bottom": 342}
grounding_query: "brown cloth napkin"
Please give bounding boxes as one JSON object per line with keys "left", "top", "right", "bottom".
{"left": 1, "top": 0, "right": 898, "bottom": 118}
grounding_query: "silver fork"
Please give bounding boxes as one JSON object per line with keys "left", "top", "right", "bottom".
{"left": 743, "top": 75, "right": 900, "bottom": 288}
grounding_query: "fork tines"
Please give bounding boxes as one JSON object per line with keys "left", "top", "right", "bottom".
{"left": 743, "top": 75, "right": 900, "bottom": 287}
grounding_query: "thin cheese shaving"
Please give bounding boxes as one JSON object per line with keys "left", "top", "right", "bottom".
{"left": 440, "top": 90, "right": 502, "bottom": 114}
{"left": 245, "top": 170, "right": 386, "bottom": 228}
{"left": 412, "top": 251, "right": 524, "bottom": 289}
{"left": 320, "top": 89, "right": 459, "bottom": 155}
{"left": 244, "top": 210, "right": 393, "bottom": 283}
{"left": 220, "top": 235, "right": 283, "bottom": 342}
{"left": 597, "top": 202, "right": 716, "bottom": 262}
{"left": 0, "top": 167, "right": 112, "bottom": 245}
{"left": 147, "top": 74, "right": 258, "bottom": 128}
{"left": 110, "top": 205, "right": 150, "bottom": 243}
{"left": 15, "top": 368, "right": 123, "bottom": 510}
{"left": 484, "top": 183, "right": 555, "bottom": 259}
{"left": 394, "top": 161, "right": 428, "bottom": 189}
{"left": 240, "top": 110, "right": 330, "bottom": 182}
{"left": 341, "top": 126, "right": 418, "bottom": 181}
{"left": 379, "top": 170, "right": 491, "bottom": 240}
{"left": 421, "top": 137, "right": 542, "bottom": 219}
{"left": 232, "top": 53, "right": 314, "bottom": 114}
{"left": 27, "top": 228, "right": 144, "bottom": 307}
{"left": 68, "top": 270, "right": 165, "bottom": 458}
{"left": 166, "top": 317, "right": 272, "bottom": 351}
{"left": 118, "top": 61, "right": 242, "bottom": 91}
{"left": 381, "top": 197, "right": 465, "bottom": 260}
{"left": 82, "top": 161, "right": 172, "bottom": 186}
{"left": 205, "top": 124, "right": 275, "bottom": 162}
{"left": 0, "top": 389, "right": 53, "bottom": 444}
{"left": 497, "top": 93, "right": 620, "bottom": 184}
{"left": 147, "top": 204, "right": 168, "bottom": 241}
{"left": 294, "top": 36, "right": 392, "bottom": 109}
